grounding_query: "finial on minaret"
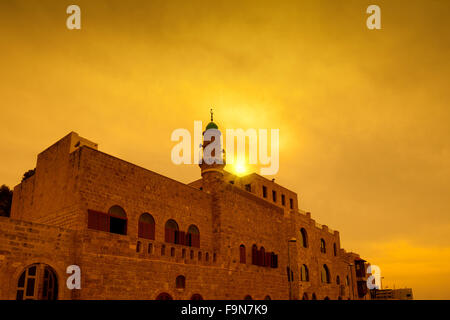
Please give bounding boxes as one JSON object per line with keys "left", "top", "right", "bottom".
{"left": 210, "top": 108, "right": 214, "bottom": 122}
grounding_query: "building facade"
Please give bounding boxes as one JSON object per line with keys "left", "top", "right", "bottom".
{"left": 0, "top": 123, "right": 370, "bottom": 300}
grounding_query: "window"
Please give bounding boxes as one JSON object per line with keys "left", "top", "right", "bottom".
{"left": 245, "top": 184, "right": 251, "bottom": 192}
{"left": 320, "top": 238, "right": 326, "bottom": 253}
{"left": 251, "top": 245, "right": 258, "bottom": 265}
{"left": 170, "top": 247, "right": 175, "bottom": 257}
{"left": 186, "top": 225, "right": 200, "bottom": 248}
{"left": 264, "top": 295, "right": 271, "bottom": 300}
{"left": 321, "top": 264, "right": 330, "bottom": 283}
{"left": 336, "top": 275, "right": 341, "bottom": 285}
{"left": 259, "top": 247, "right": 265, "bottom": 266}
{"left": 262, "top": 186, "right": 267, "bottom": 198}
{"left": 300, "top": 228, "right": 308, "bottom": 248}
{"left": 302, "top": 293, "right": 309, "bottom": 300}
{"left": 281, "top": 194, "right": 285, "bottom": 206}
{"left": 191, "top": 294, "right": 203, "bottom": 300}
{"left": 148, "top": 243, "right": 153, "bottom": 254}
{"left": 244, "top": 295, "right": 253, "bottom": 300}
{"left": 205, "top": 252, "right": 209, "bottom": 261}
{"left": 198, "top": 251, "right": 202, "bottom": 260}
{"left": 272, "top": 190, "right": 277, "bottom": 202}
{"left": 16, "top": 264, "right": 58, "bottom": 300}
{"left": 176, "top": 275, "right": 185, "bottom": 289}
{"left": 213, "top": 253, "right": 217, "bottom": 262}
{"left": 239, "top": 245, "right": 246, "bottom": 264}
{"left": 88, "top": 205, "right": 127, "bottom": 235}
{"left": 270, "top": 252, "right": 278, "bottom": 268}
{"left": 138, "top": 213, "right": 155, "bottom": 240}
{"left": 136, "top": 241, "right": 141, "bottom": 253}
{"left": 300, "top": 264, "right": 309, "bottom": 281}
{"left": 190, "top": 250, "right": 194, "bottom": 259}
{"left": 165, "top": 219, "right": 179, "bottom": 244}
{"left": 182, "top": 249, "right": 186, "bottom": 258}
{"left": 333, "top": 243, "right": 337, "bottom": 256}
{"left": 156, "top": 292, "right": 173, "bottom": 300}
{"left": 161, "top": 245, "right": 165, "bottom": 256}
{"left": 346, "top": 275, "right": 349, "bottom": 286}
{"left": 312, "top": 293, "right": 317, "bottom": 300}
{"left": 286, "top": 266, "right": 294, "bottom": 282}
{"left": 289, "top": 198, "right": 293, "bottom": 209}
{"left": 108, "top": 205, "right": 127, "bottom": 235}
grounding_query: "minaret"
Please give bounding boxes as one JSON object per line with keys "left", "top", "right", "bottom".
{"left": 200, "top": 109, "right": 226, "bottom": 260}
{"left": 199, "top": 108, "right": 226, "bottom": 193}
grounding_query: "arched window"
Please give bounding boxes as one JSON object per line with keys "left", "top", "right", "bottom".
{"left": 312, "top": 293, "right": 317, "bottom": 300}
{"left": 16, "top": 264, "right": 58, "bottom": 300}
{"left": 251, "top": 245, "right": 258, "bottom": 265}
{"left": 333, "top": 243, "right": 337, "bottom": 256}
{"left": 239, "top": 244, "right": 246, "bottom": 264}
{"left": 336, "top": 275, "right": 340, "bottom": 285}
{"left": 165, "top": 219, "right": 179, "bottom": 244}
{"left": 346, "top": 275, "right": 349, "bottom": 286}
{"left": 264, "top": 295, "right": 271, "bottom": 300}
{"left": 300, "top": 228, "right": 308, "bottom": 248}
{"left": 191, "top": 294, "right": 203, "bottom": 300}
{"left": 300, "top": 264, "right": 309, "bottom": 281}
{"left": 156, "top": 292, "right": 173, "bottom": 300}
{"left": 338, "top": 296, "right": 343, "bottom": 300}
{"left": 320, "top": 238, "right": 326, "bottom": 253}
{"left": 186, "top": 225, "right": 200, "bottom": 247}
{"left": 136, "top": 241, "right": 141, "bottom": 253}
{"left": 324, "top": 296, "right": 330, "bottom": 300}
{"left": 302, "top": 293, "right": 309, "bottom": 300}
{"left": 244, "top": 295, "right": 253, "bottom": 300}
{"left": 176, "top": 275, "right": 185, "bottom": 289}
{"left": 259, "top": 247, "right": 265, "bottom": 266}
{"left": 321, "top": 264, "right": 330, "bottom": 283}
{"left": 108, "top": 205, "right": 127, "bottom": 235}
{"left": 138, "top": 213, "right": 155, "bottom": 240}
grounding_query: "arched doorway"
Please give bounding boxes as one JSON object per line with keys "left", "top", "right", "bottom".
{"left": 156, "top": 292, "right": 173, "bottom": 300}
{"left": 16, "top": 264, "right": 58, "bottom": 300}
{"left": 191, "top": 294, "right": 203, "bottom": 300}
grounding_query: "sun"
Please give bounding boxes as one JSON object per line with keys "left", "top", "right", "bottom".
{"left": 234, "top": 161, "right": 247, "bottom": 175}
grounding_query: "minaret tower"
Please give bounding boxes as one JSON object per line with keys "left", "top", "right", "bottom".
{"left": 199, "top": 108, "right": 226, "bottom": 193}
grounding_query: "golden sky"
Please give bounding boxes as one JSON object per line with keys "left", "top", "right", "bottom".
{"left": 1, "top": 0, "right": 449, "bottom": 299}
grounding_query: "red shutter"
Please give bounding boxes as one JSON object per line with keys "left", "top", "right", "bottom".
{"left": 149, "top": 223, "right": 155, "bottom": 240}
{"left": 88, "top": 210, "right": 99, "bottom": 230}
{"left": 240, "top": 246, "right": 246, "bottom": 263}
{"left": 98, "top": 212, "right": 109, "bottom": 232}
{"left": 88, "top": 210, "right": 109, "bottom": 232}
{"left": 138, "top": 221, "right": 144, "bottom": 238}
{"left": 265, "top": 252, "right": 271, "bottom": 267}
{"left": 165, "top": 228, "right": 170, "bottom": 242}
{"left": 179, "top": 231, "right": 186, "bottom": 245}
{"left": 193, "top": 234, "right": 200, "bottom": 248}
{"left": 252, "top": 247, "right": 257, "bottom": 265}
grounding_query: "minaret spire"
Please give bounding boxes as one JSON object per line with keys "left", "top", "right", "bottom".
{"left": 210, "top": 108, "right": 214, "bottom": 122}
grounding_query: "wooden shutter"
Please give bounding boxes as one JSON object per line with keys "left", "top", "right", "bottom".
{"left": 88, "top": 210, "right": 109, "bottom": 232}
{"left": 193, "top": 234, "right": 200, "bottom": 248}
{"left": 165, "top": 228, "right": 171, "bottom": 242}
{"left": 265, "top": 252, "right": 271, "bottom": 267}
{"left": 252, "top": 247, "right": 258, "bottom": 265}
{"left": 179, "top": 231, "right": 186, "bottom": 245}
{"left": 88, "top": 210, "right": 99, "bottom": 230}
{"left": 240, "top": 246, "right": 246, "bottom": 263}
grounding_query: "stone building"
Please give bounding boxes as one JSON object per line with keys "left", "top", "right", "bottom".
{"left": 0, "top": 120, "right": 370, "bottom": 300}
